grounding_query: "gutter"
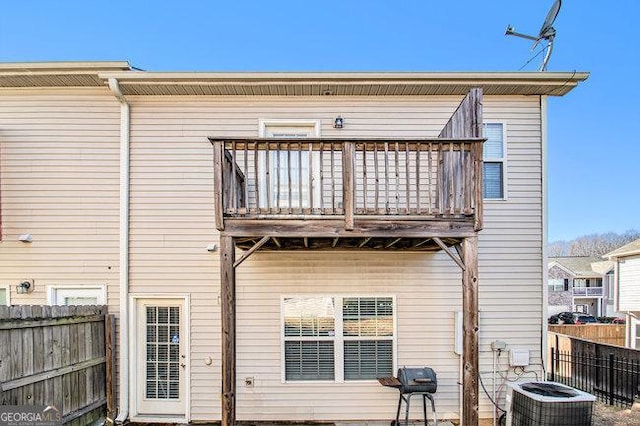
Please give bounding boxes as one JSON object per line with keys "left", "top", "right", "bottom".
{"left": 108, "top": 78, "right": 131, "bottom": 425}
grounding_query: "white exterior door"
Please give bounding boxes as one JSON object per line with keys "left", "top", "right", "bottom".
{"left": 135, "top": 298, "right": 187, "bottom": 417}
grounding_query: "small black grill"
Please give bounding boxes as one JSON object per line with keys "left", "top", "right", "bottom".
{"left": 378, "top": 367, "right": 438, "bottom": 426}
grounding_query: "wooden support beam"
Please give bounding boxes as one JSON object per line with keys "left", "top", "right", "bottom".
{"left": 220, "top": 236, "right": 236, "bottom": 426}
{"left": 358, "top": 237, "right": 372, "bottom": 248}
{"left": 304, "top": 237, "right": 309, "bottom": 248}
{"left": 413, "top": 238, "right": 433, "bottom": 248}
{"left": 332, "top": 237, "right": 340, "bottom": 248}
{"left": 223, "top": 218, "right": 476, "bottom": 239}
{"left": 454, "top": 243, "right": 463, "bottom": 260}
{"left": 434, "top": 237, "right": 465, "bottom": 271}
{"left": 343, "top": 141, "right": 355, "bottom": 231}
{"left": 384, "top": 238, "right": 402, "bottom": 249}
{"left": 233, "top": 236, "right": 270, "bottom": 268}
{"left": 461, "top": 236, "right": 479, "bottom": 426}
{"left": 272, "top": 237, "right": 281, "bottom": 248}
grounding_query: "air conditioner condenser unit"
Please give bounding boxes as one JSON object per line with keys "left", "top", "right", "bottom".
{"left": 505, "top": 381, "right": 595, "bottom": 426}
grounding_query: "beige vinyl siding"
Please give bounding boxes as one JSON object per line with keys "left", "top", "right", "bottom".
{"left": 127, "top": 95, "right": 543, "bottom": 421}
{"left": 0, "top": 89, "right": 120, "bottom": 312}
{"left": 618, "top": 255, "right": 640, "bottom": 312}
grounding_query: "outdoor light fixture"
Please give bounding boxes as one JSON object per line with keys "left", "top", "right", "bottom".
{"left": 333, "top": 116, "right": 344, "bottom": 129}
{"left": 18, "top": 233, "right": 33, "bottom": 243}
{"left": 16, "top": 280, "right": 33, "bottom": 294}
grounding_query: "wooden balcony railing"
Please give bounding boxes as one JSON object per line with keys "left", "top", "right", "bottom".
{"left": 211, "top": 137, "right": 484, "bottom": 231}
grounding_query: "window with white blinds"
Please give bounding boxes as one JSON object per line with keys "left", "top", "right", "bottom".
{"left": 283, "top": 296, "right": 395, "bottom": 382}
{"left": 483, "top": 123, "right": 505, "bottom": 199}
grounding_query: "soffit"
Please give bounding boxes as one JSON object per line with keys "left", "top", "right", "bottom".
{"left": 0, "top": 63, "right": 589, "bottom": 96}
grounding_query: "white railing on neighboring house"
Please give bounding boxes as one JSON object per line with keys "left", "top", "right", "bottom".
{"left": 572, "top": 287, "right": 604, "bottom": 297}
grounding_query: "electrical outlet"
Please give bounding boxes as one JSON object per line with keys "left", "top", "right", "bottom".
{"left": 245, "top": 377, "right": 254, "bottom": 388}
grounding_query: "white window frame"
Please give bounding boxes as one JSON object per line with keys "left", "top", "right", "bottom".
{"left": 483, "top": 122, "right": 507, "bottom": 201}
{"left": 47, "top": 284, "right": 106, "bottom": 306}
{"left": 0, "top": 285, "right": 10, "bottom": 306}
{"left": 280, "top": 294, "right": 397, "bottom": 384}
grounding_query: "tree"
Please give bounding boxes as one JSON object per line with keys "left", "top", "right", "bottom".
{"left": 549, "top": 230, "right": 640, "bottom": 257}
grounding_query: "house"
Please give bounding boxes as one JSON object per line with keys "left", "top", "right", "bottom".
{"left": 0, "top": 62, "right": 588, "bottom": 425}
{"left": 604, "top": 238, "right": 640, "bottom": 348}
{"left": 547, "top": 256, "right": 616, "bottom": 318}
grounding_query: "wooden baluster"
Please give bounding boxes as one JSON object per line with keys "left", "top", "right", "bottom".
{"left": 405, "top": 142, "right": 410, "bottom": 215}
{"left": 266, "top": 141, "right": 272, "bottom": 212}
{"left": 298, "top": 141, "right": 303, "bottom": 213}
{"left": 319, "top": 142, "right": 324, "bottom": 213}
{"left": 253, "top": 140, "right": 259, "bottom": 213}
{"left": 428, "top": 143, "right": 432, "bottom": 215}
{"left": 464, "top": 142, "right": 472, "bottom": 215}
{"left": 362, "top": 143, "right": 368, "bottom": 213}
{"left": 231, "top": 141, "right": 237, "bottom": 213}
{"left": 287, "top": 142, "right": 292, "bottom": 214}
{"left": 416, "top": 142, "right": 421, "bottom": 215}
{"left": 384, "top": 142, "right": 389, "bottom": 214}
{"left": 308, "top": 142, "right": 313, "bottom": 212}
{"left": 374, "top": 142, "right": 380, "bottom": 213}
{"left": 394, "top": 142, "right": 399, "bottom": 213}
{"left": 436, "top": 142, "right": 443, "bottom": 215}
{"left": 449, "top": 142, "right": 454, "bottom": 216}
{"left": 343, "top": 141, "right": 355, "bottom": 230}
{"left": 331, "top": 142, "right": 336, "bottom": 214}
{"left": 243, "top": 141, "right": 248, "bottom": 214}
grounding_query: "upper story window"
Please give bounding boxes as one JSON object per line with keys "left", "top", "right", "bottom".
{"left": 282, "top": 295, "right": 395, "bottom": 382}
{"left": 483, "top": 123, "right": 505, "bottom": 199}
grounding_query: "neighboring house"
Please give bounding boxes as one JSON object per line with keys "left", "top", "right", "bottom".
{"left": 0, "top": 62, "right": 588, "bottom": 425}
{"left": 604, "top": 238, "right": 640, "bottom": 348}
{"left": 548, "top": 256, "right": 616, "bottom": 317}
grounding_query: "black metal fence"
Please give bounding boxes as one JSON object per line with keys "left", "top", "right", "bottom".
{"left": 549, "top": 347, "right": 640, "bottom": 407}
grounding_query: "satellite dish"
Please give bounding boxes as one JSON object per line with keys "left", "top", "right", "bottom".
{"left": 505, "top": 0, "right": 561, "bottom": 71}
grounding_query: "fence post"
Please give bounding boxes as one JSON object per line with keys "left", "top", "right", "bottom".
{"left": 609, "top": 353, "right": 615, "bottom": 406}
{"left": 105, "top": 314, "right": 117, "bottom": 422}
{"left": 550, "top": 347, "right": 555, "bottom": 381}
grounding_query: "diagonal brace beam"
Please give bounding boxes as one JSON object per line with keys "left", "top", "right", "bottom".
{"left": 233, "top": 236, "right": 270, "bottom": 268}
{"left": 433, "top": 237, "right": 466, "bottom": 271}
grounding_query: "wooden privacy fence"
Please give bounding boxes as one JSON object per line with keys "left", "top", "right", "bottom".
{"left": 549, "top": 324, "right": 625, "bottom": 347}
{"left": 0, "top": 305, "right": 115, "bottom": 425}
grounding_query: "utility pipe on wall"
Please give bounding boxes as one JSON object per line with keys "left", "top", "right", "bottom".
{"left": 108, "top": 78, "right": 131, "bottom": 425}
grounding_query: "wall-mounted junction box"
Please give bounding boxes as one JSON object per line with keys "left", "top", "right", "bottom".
{"left": 509, "top": 348, "right": 530, "bottom": 367}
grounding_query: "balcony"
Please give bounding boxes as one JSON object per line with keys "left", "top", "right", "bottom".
{"left": 209, "top": 89, "right": 484, "bottom": 251}
{"left": 211, "top": 137, "right": 484, "bottom": 249}
{"left": 572, "top": 287, "right": 604, "bottom": 297}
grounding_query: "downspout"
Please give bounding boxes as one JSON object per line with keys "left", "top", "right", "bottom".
{"left": 540, "top": 95, "right": 549, "bottom": 375}
{"left": 108, "top": 78, "right": 131, "bottom": 425}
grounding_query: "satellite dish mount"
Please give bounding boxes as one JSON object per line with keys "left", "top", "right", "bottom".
{"left": 505, "top": 0, "right": 561, "bottom": 71}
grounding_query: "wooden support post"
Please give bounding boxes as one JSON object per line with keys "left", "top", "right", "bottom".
{"left": 213, "top": 141, "right": 225, "bottom": 231}
{"left": 461, "top": 236, "right": 479, "bottom": 426}
{"left": 220, "top": 235, "right": 236, "bottom": 426}
{"left": 343, "top": 141, "right": 355, "bottom": 231}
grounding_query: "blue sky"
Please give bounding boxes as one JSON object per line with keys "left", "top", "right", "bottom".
{"left": 1, "top": 0, "right": 638, "bottom": 242}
